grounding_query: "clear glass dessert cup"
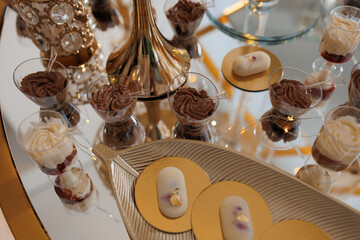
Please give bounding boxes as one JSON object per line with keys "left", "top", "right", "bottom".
{"left": 48, "top": 159, "right": 98, "bottom": 215}
{"left": 87, "top": 75, "right": 145, "bottom": 150}
{"left": 349, "top": 62, "right": 360, "bottom": 108}
{"left": 17, "top": 110, "right": 77, "bottom": 175}
{"left": 254, "top": 107, "right": 301, "bottom": 150}
{"left": 312, "top": 105, "right": 360, "bottom": 172}
{"left": 164, "top": 0, "right": 207, "bottom": 58}
{"left": 269, "top": 66, "right": 322, "bottom": 117}
{"left": 13, "top": 57, "right": 85, "bottom": 128}
{"left": 167, "top": 72, "right": 219, "bottom": 143}
{"left": 297, "top": 105, "right": 360, "bottom": 192}
{"left": 313, "top": 6, "right": 360, "bottom": 79}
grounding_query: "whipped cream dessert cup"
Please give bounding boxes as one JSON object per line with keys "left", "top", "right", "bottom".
{"left": 17, "top": 110, "right": 77, "bottom": 175}
{"left": 220, "top": 196, "right": 254, "bottom": 240}
{"left": 165, "top": 0, "right": 206, "bottom": 40}
{"left": 88, "top": 75, "right": 145, "bottom": 149}
{"left": 52, "top": 162, "right": 97, "bottom": 214}
{"left": 167, "top": 72, "right": 219, "bottom": 143}
{"left": 269, "top": 66, "right": 322, "bottom": 117}
{"left": 319, "top": 6, "right": 360, "bottom": 64}
{"left": 349, "top": 62, "right": 360, "bottom": 108}
{"left": 312, "top": 106, "right": 360, "bottom": 172}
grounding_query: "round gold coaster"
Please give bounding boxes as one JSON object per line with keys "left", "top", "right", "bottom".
{"left": 191, "top": 181, "right": 272, "bottom": 240}
{"left": 222, "top": 46, "right": 282, "bottom": 92}
{"left": 134, "top": 156, "right": 211, "bottom": 233}
{"left": 260, "top": 219, "right": 332, "bottom": 240}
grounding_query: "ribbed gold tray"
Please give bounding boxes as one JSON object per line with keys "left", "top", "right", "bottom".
{"left": 93, "top": 139, "right": 360, "bottom": 240}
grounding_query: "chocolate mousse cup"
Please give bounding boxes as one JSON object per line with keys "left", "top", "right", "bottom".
{"left": 167, "top": 72, "right": 219, "bottom": 143}
{"left": 13, "top": 58, "right": 80, "bottom": 127}
{"left": 88, "top": 75, "right": 145, "bottom": 150}
{"left": 312, "top": 106, "right": 360, "bottom": 172}
{"left": 349, "top": 62, "right": 360, "bottom": 108}
{"left": 165, "top": 0, "right": 206, "bottom": 40}
{"left": 269, "top": 66, "right": 322, "bottom": 117}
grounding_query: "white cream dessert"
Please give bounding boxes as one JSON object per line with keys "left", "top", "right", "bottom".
{"left": 156, "top": 167, "right": 188, "bottom": 218}
{"left": 220, "top": 196, "right": 254, "bottom": 240}
{"left": 296, "top": 165, "right": 332, "bottom": 192}
{"left": 319, "top": 12, "right": 360, "bottom": 62}
{"left": 232, "top": 51, "right": 271, "bottom": 77}
{"left": 24, "top": 119, "right": 77, "bottom": 175}
{"left": 312, "top": 115, "right": 360, "bottom": 171}
{"left": 55, "top": 167, "right": 97, "bottom": 213}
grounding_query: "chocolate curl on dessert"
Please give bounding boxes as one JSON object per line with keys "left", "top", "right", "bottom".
{"left": 173, "top": 87, "right": 215, "bottom": 120}
{"left": 20, "top": 71, "right": 67, "bottom": 98}
{"left": 166, "top": 0, "right": 206, "bottom": 23}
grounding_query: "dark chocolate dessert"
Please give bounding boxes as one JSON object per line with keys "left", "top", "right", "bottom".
{"left": 20, "top": 71, "right": 68, "bottom": 109}
{"left": 166, "top": 0, "right": 205, "bottom": 39}
{"left": 270, "top": 79, "right": 312, "bottom": 116}
{"left": 349, "top": 69, "right": 360, "bottom": 108}
{"left": 103, "top": 119, "right": 138, "bottom": 150}
{"left": 90, "top": 84, "right": 136, "bottom": 121}
{"left": 172, "top": 87, "right": 215, "bottom": 121}
{"left": 260, "top": 108, "right": 300, "bottom": 143}
{"left": 90, "top": 0, "right": 120, "bottom": 31}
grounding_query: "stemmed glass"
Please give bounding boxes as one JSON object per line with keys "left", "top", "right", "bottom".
{"left": 255, "top": 66, "right": 322, "bottom": 150}
{"left": 311, "top": 6, "right": 360, "bottom": 108}
{"left": 87, "top": 75, "right": 145, "bottom": 150}
{"left": 164, "top": 0, "right": 208, "bottom": 59}
{"left": 297, "top": 105, "right": 360, "bottom": 193}
{"left": 167, "top": 72, "right": 220, "bottom": 143}
{"left": 17, "top": 110, "right": 77, "bottom": 175}
{"left": 13, "top": 57, "right": 86, "bottom": 128}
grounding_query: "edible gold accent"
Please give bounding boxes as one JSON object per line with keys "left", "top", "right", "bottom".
{"left": 170, "top": 188, "right": 182, "bottom": 206}
{"left": 236, "top": 213, "right": 249, "bottom": 223}
{"left": 247, "top": 55, "right": 253, "bottom": 62}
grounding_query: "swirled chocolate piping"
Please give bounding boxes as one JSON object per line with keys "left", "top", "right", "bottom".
{"left": 90, "top": 84, "right": 135, "bottom": 112}
{"left": 20, "top": 71, "right": 67, "bottom": 97}
{"left": 349, "top": 69, "right": 360, "bottom": 106}
{"left": 166, "top": 0, "right": 205, "bottom": 23}
{"left": 173, "top": 87, "right": 215, "bottom": 120}
{"left": 271, "top": 79, "right": 312, "bottom": 109}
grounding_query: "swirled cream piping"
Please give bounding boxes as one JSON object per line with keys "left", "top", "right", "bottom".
{"left": 25, "top": 120, "right": 74, "bottom": 168}
{"left": 316, "top": 115, "right": 360, "bottom": 161}
{"left": 320, "top": 13, "right": 360, "bottom": 56}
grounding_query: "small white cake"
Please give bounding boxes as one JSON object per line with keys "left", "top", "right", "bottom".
{"left": 232, "top": 51, "right": 271, "bottom": 77}
{"left": 220, "top": 195, "right": 254, "bottom": 240}
{"left": 156, "top": 166, "right": 188, "bottom": 218}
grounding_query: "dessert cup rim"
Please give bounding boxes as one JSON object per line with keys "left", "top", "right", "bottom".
{"left": 87, "top": 75, "right": 139, "bottom": 115}
{"left": 48, "top": 160, "right": 84, "bottom": 188}
{"left": 329, "top": 5, "right": 360, "bottom": 33}
{"left": 13, "top": 57, "right": 70, "bottom": 98}
{"left": 164, "top": 0, "right": 206, "bottom": 25}
{"left": 269, "top": 66, "right": 322, "bottom": 116}
{"left": 167, "top": 71, "right": 219, "bottom": 123}
{"left": 323, "top": 105, "right": 360, "bottom": 150}
{"left": 17, "top": 110, "right": 71, "bottom": 154}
